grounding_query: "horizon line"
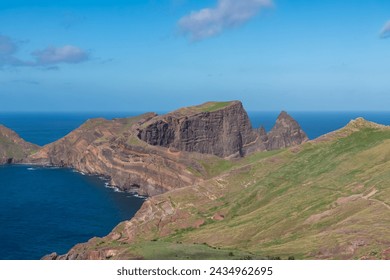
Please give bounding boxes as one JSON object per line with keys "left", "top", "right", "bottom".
{"left": 0, "top": 110, "right": 390, "bottom": 114}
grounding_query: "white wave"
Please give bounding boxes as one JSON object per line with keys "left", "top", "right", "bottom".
{"left": 104, "top": 182, "right": 124, "bottom": 193}
{"left": 133, "top": 194, "right": 147, "bottom": 199}
{"left": 27, "top": 167, "right": 36, "bottom": 171}
{"left": 72, "top": 169, "right": 85, "bottom": 175}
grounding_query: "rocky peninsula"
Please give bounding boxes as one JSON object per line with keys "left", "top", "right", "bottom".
{"left": 26, "top": 101, "right": 308, "bottom": 196}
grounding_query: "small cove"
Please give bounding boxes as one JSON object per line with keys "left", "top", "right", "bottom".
{"left": 0, "top": 165, "right": 145, "bottom": 260}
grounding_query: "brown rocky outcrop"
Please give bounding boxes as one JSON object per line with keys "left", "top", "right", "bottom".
{"left": 265, "top": 111, "right": 309, "bottom": 150}
{"left": 0, "top": 125, "right": 39, "bottom": 164}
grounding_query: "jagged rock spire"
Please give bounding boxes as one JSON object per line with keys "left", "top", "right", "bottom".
{"left": 265, "top": 111, "right": 309, "bottom": 150}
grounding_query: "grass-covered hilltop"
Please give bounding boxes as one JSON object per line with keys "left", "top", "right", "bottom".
{"left": 36, "top": 102, "right": 390, "bottom": 260}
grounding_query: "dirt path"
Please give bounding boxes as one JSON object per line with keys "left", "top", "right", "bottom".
{"left": 362, "top": 188, "right": 390, "bottom": 211}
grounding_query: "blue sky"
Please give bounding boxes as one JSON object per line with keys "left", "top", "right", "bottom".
{"left": 1, "top": 0, "right": 390, "bottom": 112}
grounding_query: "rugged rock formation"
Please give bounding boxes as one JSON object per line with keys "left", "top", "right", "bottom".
{"left": 27, "top": 101, "right": 308, "bottom": 196}
{"left": 138, "top": 101, "right": 258, "bottom": 158}
{"left": 137, "top": 102, "right": 308, "bottom": 157}
{"left": 29, "top": 101, "right": 264, "bottom": 195}
{"left": 265, "top": 111, "right": 309, "bottom": 150}
{"left": 28, "top": 113, "right": 206, "bottom": 196}
{"left": 0, "top": 125, "right": 39, "bottom": 164}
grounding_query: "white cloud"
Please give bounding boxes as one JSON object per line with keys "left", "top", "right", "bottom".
{"left": 31, "top": 45, "right": 89, "bottom": 65}
{"left": 178, "top": 0, "right": 273, "bottom": 41}
{"left": 380, "top": 21, "right": 390, "bottom": 38}
{"left": 0, "top": 36, "right": 90, "bottom": 69}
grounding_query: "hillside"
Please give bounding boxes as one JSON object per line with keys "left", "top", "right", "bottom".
{"left": 0, "top": 125, "right": 39, "bottom": 164}
{"left": 48, "top": 118, "right": 390, "bottom": 260}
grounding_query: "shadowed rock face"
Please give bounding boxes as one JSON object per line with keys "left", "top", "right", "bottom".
{"left": 0, "top": 125, "right": 39, "bottom": 164}
{"left": 138, "top": 101, "right": 257, "bottom": 158}
{"left": 266, "top": 111, "right": 309, "bottom": 150}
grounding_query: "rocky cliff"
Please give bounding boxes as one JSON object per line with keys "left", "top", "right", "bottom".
{"left": 0, "top": 125, "right": 39, "bottom": 164}
{"left": 137, "top": 102, "right": 308, "bottom": 157}
{"left": 138, "top": 101, "right": 258, "bottom": 158}
{"left": 28, "top": 101, "right": 308, "bottom": 196}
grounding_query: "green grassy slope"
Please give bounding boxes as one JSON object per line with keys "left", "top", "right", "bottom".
{"left": 175, "top": 125, "right": 390, "bottom": 259}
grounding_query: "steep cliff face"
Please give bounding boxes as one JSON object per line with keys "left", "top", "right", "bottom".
{"left": 0, "top": 125, "right": 39, "bottom": 164}
{"left": 266, "top": 111, "right": 309, "bottom": 150}
{"left": 138, "top": 101, "right": 258, "bottom": 158}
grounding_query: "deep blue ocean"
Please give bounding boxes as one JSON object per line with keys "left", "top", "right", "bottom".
{"left": 0, "top": 111, "right": 389, "bottom": 260}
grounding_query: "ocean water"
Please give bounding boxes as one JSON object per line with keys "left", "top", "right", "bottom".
{"left": 0, "top": 111, "right": 389, "bottom": 260}
{"left": 0, "top": 165, "right": 145, "bottom": 260}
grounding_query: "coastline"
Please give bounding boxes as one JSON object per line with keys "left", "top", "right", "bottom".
{"left": 1, "top": 108, "right": 389, "bottom": 260}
